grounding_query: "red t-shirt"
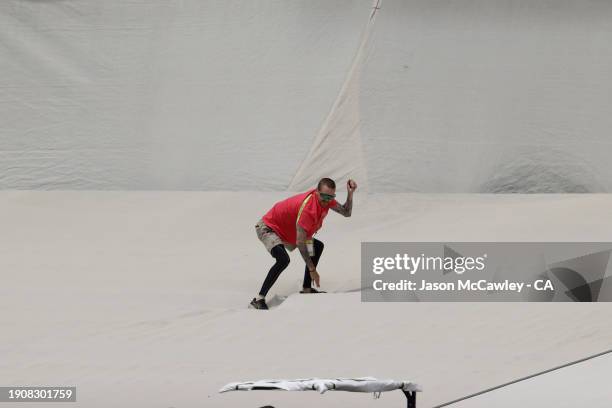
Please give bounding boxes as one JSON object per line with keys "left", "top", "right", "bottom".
{"left": 262, "top": 189, "right": 338, "bottom": 245}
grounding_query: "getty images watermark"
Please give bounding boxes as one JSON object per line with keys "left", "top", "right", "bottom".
{"left": 361, "top": 243, "right": 612, "bottom": 302}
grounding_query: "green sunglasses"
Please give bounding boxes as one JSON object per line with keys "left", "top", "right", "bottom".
{"left": 319, "top": 192, "right": 336, "bottom": 201}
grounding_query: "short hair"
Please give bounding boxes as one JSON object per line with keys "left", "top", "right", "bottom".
{"left": 317, "top": 177, "right": 336, "bottom": 190}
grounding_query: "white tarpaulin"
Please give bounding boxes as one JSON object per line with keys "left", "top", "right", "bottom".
{"left": 219, "top": 377, "right": 422, "bottom": 394}
{"left": 3, "top": 1, "right": 612, "bottom": 192}
{"left": 3, "top": 191, "right": 612, "bottom": 407}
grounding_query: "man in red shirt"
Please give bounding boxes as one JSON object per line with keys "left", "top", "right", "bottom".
{"left": 250, "top": 177, "right": 357, "bottom": 310}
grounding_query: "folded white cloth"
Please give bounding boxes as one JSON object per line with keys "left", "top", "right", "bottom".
{"left": 219, "top": 377, "right": 422, "bottom": 394}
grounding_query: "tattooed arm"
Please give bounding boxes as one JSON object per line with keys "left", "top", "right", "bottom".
{"left": 296, "top": 224, "right": 316, "bottom": 271}
{"left": 297, "top": 225, "right": 320, "bottom": 287}
{"left": 331, "top": 179, "right": 357, "bottom": 217}
{"left": 331, "top": 193, "right": 352, "bottom": 217}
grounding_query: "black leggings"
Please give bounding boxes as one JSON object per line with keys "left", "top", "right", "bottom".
{"left": 259, "top": 239, "right": 324, "bottom": 297}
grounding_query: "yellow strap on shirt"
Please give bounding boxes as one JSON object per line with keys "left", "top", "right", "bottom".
{"left": 296, "top": 193, "right": 314, "bottom": 228}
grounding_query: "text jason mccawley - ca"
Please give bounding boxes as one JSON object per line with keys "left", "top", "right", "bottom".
{"left": 373, "top": 279, "right": 554, "bottom": 293}
{"left": 370, "top": 253, "right": 554, "bottom": 293}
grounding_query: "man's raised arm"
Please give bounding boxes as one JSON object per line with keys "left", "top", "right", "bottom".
{"left": 331, "top": 179, "right": 357, "bottom": 217}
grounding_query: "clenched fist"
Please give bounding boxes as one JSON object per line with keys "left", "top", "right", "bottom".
{"left": 347, "top": 179, "right": 358, "bottom": 193}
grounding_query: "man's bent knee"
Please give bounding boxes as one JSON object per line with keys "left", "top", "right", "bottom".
{"left": 314, "top": 239, "right": 324, "bottom": 252}
{"left": 271, "top": 245, "right": 290, "bottom": 267}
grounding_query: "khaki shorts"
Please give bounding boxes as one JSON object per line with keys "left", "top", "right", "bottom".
{"left": 255, "top": 219, "right": 297, "bottom": 253}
